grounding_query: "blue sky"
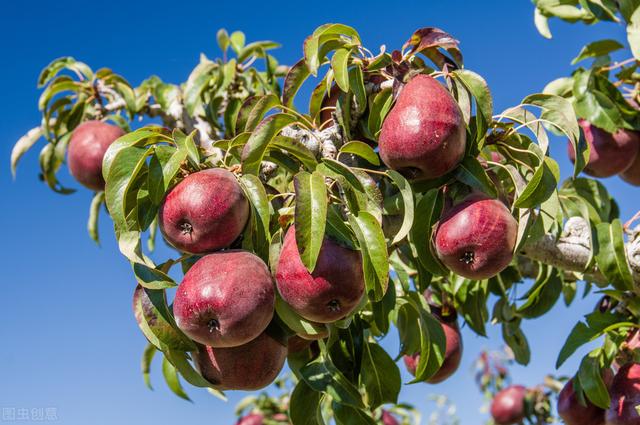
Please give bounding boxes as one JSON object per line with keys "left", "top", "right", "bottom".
{"left": 0, "top": 1, "right": 635, "bottom": 424}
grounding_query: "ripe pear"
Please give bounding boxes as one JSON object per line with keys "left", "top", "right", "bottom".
{"left": 490, "top": 385, "right": 527, "bottom": 425}
{"left": 558, "top": 370, "right": 613, "bottom": 425}
{"left": 173, "top": 251, "right": 275, "bottom": 348}
{"left": 403, "top": 296, "right": 463, "bottom": 384}
{"left": 193, "top": 331, "right": 286, "bottom": 391}
{"left": 620, "top": 142, "right": 640, "bottom": 185}
{"left": 605, "top": 363, "right": 640, "bottom": 425}
{"left": 378, "top": 74, "right": 466, "bottom": 180}
{"left": 568, "top": 120, "right": 639, "bottom": 178}
{"left": 67, "top": 120, "right": 125, "bottom": 191}
{"left": 158, "top": 168, "right": 249, "bottom": 254}
{"left": 275, "top": 226, "right": 364, "bottom": 323}
{"left": 434, "top": 194, "right": 517, "bottom": 280}
{"left": 236, "top": 414, "right": 264, "bottom": 425}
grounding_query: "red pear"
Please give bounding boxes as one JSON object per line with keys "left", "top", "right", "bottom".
{"left": 287, "top": 335, "right": 313, "bottom": 355}
{"left": 381, "top": 410, "right": 399, "bottom": 425}
{"left": 620, "top": 142, "right": 640, "bottom": 185}
{"left": 67, "top": 120, "right": 125, "bottom": 191}
{"left": 173, "top": 251, "right": 274, "bottom": 348}
{"left": 319, "top": 85, "right": 341, "bottom": 129}
{"left": 490, "top": 385, "right": 527, "bottom": 425}
{"left": 558, "top": 370, "right": 613, "bottom": 425}
{"left": 403, "top": 302, "right": 463, "bottom": 384}
{"left": 194, "top": 331, "right": 287, "bottom": 391}
{"left": 378, "top": 74, "right": 466, "bottom": 180}
{"left": 275, "top": 226, "right": 364, "bottom": 323}
{"left": 567, "top": 120, "right": 639, "bottom": 178}
{"left": 605, "top": 363, "right": 640, "bottom": 425}
{"left": 236, "top": 414, "right": 264, "bottom": 425}
{"left": 434, "top": 194, "right": 517, "bottom": 280}
{"left": 158, "top": 168, "right": 250, "bottom": 254}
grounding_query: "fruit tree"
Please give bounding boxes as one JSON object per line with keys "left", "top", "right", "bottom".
{"left": 11, "top": 1, "right": 640, "bottom": 423}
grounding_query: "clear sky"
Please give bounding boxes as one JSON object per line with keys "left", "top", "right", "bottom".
{"left": 0, "top": 1, "right": 634, "bottom": 424}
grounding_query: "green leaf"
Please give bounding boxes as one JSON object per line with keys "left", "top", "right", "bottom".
{"left": 339, "top": 141, "right": 380, "bottom": 166}
{"left": 148, "top": 145, "right": 179, "bottom": 206}
{"left": 572, "top": 39, "right": 624, "bottom": 64}
{"left": 229, "top": 31, "right": 246, "bottom": 53}
{"left": 141, "top": 343, "right": 156, "bottom": 390}
{"left": 184, "top": 59, "right": 217, "bottom": 115}
{"left": 386, "top": 170, "right": 414, "bottom": 245}
{"left": 513, "top": 157, "right": 560, "bottom": 209}
{"left": 132, "top": 285, "right": 196, "bottom": 351}
{"left": 348, "top": 67, "right": 367, "bottom": 115}
{"left": 283, "top": 59, "right": 311, "bottom": 108}
{"left": 348, "top": 212, "right": 389, "bottom": 302}
{"left": 360, "top": 342, "right": 401, "bottom": 408}
{"left": 454, "top": 156, "right": 498, "bottom": 198}
{"left": 502, "top": 321, "right": 531, "bottom": 365}
{"left": 275, "top": 295, "right": 328, "bottom": 338}
{"left": 271, "top": 136, "right": 318, "bottom": 171}
{"left": 521, "top": 94, "right": 580, "bottom": 167}
{"left": 104, "top": 146, "right": 151, "bottom": 231}
{"left": 367, "top": 88, "right": 393, "bottom": 138}
{"left": 517, "top": 265, "right": 562, "bottom": 318}
{"left": 239, "top": 174, "right": 271, "bottom": 261}
{"left": 578, "top": 353, "right": 610, "bottom": 409}
{"left": 173, "top": 129, "right": 200, "bottom": 167}
{"left": 452, "top": 69, "right": 493, "bottom": 142}
{"left": 331, "top": 48, "right": 350, "bottom": 93}
{"left": 38, "top": 56, "right": 93, "bottom": 87}
{"left": 556, "top": 322, "right": 600, "bottom": 368}
{"left": 87, "top": 192, "right": 105, "bottom": 245}
{"left": 289, "top": 380, "right": 324, "bottom": 425}
{"left": 397, "top": 293, "right": 446, "bottom": 382}
{"left": 164, "top": 349, "right": 219, "bottom": 389}
{"left": 594, "top": 219, "right": 633, "bottom": 291}
{"left": 332, "top": 403, "right": 376, "bottom": 425}
{"left": 294, "top": 171, "right": 328, "bottom": 272}
{"left": 11, "top": 127, "right": 42, "bottom": 177}
{"left": 216, "top": 29, "right": 230, "bottom": 53}
{"left": 133, "top": 263, "right": 177, "bottom": 290}
{"left": 241, "top": 113, "right": 297, "bottom": 175}
{"left": 409, "top": 190, "right": 447, "bottom": 276}
{"left": 162, "top": 356, "right": 191, "bottom": 401}
{"left": 301, "top": 355, "right": 364, "bottom": 408}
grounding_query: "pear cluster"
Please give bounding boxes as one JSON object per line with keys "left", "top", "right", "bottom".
{"left": 149, "top": 166, "right": 366, "bottom": 391}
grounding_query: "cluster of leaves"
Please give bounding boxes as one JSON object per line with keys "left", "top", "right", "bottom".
{"left": 529, "top": 0, "right": 640, "bottom": 414}
{"left": 12, "top": 12, "right": 640, "bottom": 424}
{"left": 229, "top": 376, "right": 421, "bottom": 425}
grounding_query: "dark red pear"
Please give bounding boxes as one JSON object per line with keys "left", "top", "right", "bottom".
{"left": 287, "top": 335, "right": 313, "bottom": 355}
{"left": 275, "top": 226, "right": 364, "bottom": 323}
{"left": 158, "top": 168, "right": 250, "bottom": 254}
{"left": 434, "top": 194, "right": 517, "bottom": 280}
{"left": 381, "top": 410, "right": 399, "bottom": 425}
{"left": 67, "top": 120, "right": 125, "bottom": 191}
{"left": 605, "top": 363, "right": 640, "bottom": 425}
{"left": 490, "top": 385, "right": 527, "bottom": 425}
{"left": 319, "top": 85, "right": 341, "bottom": 129}
{"left": 193, "top": 331, "right": 287, "bottom": 391}
{"left": 567, "top": 120, "right": 639, "bottom": 178}
{"left": 558, "top": 370, "right": 613, "bottom": 425}
{"left": 173, "top": 251, "right": 274, "bottom": 348}
{"left": 620, "top": 140, "right": 640, "bottom": 185}
{"left": 378, "top": 74, "right": 466, "bottom": 180}
{"left": 403, "top": 300, "right": 463, "bottom": 384}
{"left": 236, "top": 414, "right": 264, "bottom": 425}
